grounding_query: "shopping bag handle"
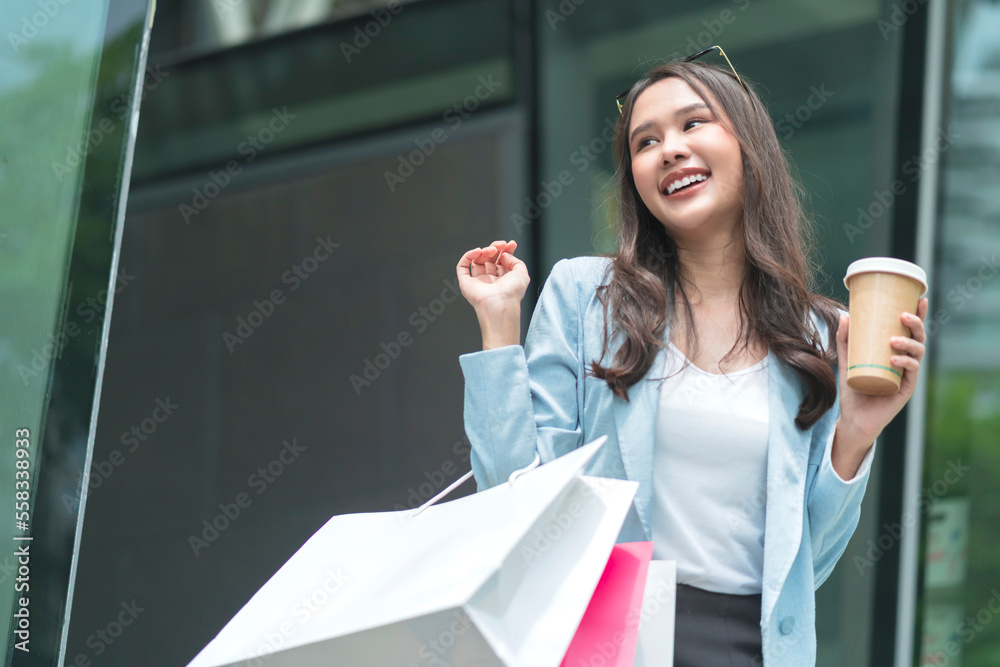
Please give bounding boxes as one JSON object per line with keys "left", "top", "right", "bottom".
{"left": 412, "top": 450, "right": 542, "bottom": 516}
{"left": 507, "top": 452, "right": 542, "bottom": 483}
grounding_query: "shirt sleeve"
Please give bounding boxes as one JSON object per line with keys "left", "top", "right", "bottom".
{"left": 807, "top": 308, "right": 877, "bottom": 589}
{"left": 458, "top": 259, "right": 585, "bottom": 491}
{"left": 828, "top": 429, "right": 876, "bottom": 484}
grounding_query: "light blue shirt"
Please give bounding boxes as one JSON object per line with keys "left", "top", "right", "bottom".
{"left": 459, "top": 255, "right": 875, "bottom": 666}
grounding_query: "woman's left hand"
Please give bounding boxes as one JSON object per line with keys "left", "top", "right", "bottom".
{"left": 835, "top": 297, "right": 930, "bottom": 448}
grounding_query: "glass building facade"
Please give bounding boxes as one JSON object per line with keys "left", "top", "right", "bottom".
{"left": 916, "top": 1, "right": 1000, "bottom": 665}
{"left": 0, "top": 0, "right": 154, "bottom": 663}
{"left": 4, "top": 0, "right": 996, "bottom": 664}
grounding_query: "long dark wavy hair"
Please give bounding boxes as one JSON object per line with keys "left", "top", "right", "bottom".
{"left": 587, "top": 59, "right": 843, "bottom": 429}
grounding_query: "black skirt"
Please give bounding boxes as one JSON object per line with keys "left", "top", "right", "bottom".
{"left": 673, "top": 583, "right": 764, "bottom": 667}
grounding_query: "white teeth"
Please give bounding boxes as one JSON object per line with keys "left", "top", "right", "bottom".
{"left": 666, "top": 173, "right": 708, "bottom": 195}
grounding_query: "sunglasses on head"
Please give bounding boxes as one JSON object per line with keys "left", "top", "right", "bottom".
{"left": 615, "top": 45, "right": 747, "bottom": 115}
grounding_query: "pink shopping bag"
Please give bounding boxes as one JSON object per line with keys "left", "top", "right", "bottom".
{"left": 560, "top": 541, "right": 654, "bottom": 667}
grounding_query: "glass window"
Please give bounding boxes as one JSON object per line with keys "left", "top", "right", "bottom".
{"left": 916, "top": 1, "right": 1000, "bottom": 665}
{"left": 133, "top": 0, "right": 514, "bottom": 181}
{"left": 148, "top": 0, "right": 412, "bottom": 60}
{"left": 65, "top": 1, "right": 526, "bottom": 663}
{"left": 0, "top": 0, "right": 154, "bottom": 661}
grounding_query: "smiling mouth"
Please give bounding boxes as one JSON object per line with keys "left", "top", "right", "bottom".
{"left": 663, "top": 174, "right": 710, "bottom": 197}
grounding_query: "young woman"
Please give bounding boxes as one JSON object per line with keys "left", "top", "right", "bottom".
{"left": 454, "top": 55, "right": 927, "bottom": 667}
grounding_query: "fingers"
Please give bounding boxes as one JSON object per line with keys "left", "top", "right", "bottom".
{"left": 892, "top": 299, "right": 929, "bottom": 382}
{"left": 892, "top": 306, "right": 927, "bottom": 366}
{"left": 496, "top": 248, "right": 525, "bottom": 278}
{"left": 478, "top": 242, "right": 509, "bottom": 274}
{"left": 489, "top": 240, "right": 518, "bottom": 277}
{"left": 489, "top": 239, "right": 515, "bottom": 251}
{"left": 900, "top": 308, "right": 927, "bottom": 373}
{"left": 456, "top": 246, "right": 484, "bottom": 278}
{"left": 890, "top": 351, "right": 921, "bottom": 375}
{"left": 484, "top": 240, "right": 517, "bottom": 264}
{"left": 457, "top": 241, "right": 518, "bottom": 278}
{"left": 902, "top": 308, "right": 926, "bottom": 344}
{"left": 457, "top": 247, "right": 482, "bottom": 268}
{"left": 836, "top": 312, "right": 848, "bottom": 379}
{"left": 890, "top": 334, "right": 924, "bottom": 360}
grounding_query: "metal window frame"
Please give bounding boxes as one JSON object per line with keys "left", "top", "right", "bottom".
{"left": 893, "top": 0, "right": 949, "bottom": 665}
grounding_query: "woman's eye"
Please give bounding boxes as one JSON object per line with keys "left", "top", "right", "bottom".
{"left": 635, "top": 119, "right": 708, "bottom": 150}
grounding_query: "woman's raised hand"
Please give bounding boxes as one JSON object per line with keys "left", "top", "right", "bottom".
{"left": 456, "top": 240, "right": 530, "bottom": 311}
{"left": 456, "top": 240, "right": 529, "bottom": 349}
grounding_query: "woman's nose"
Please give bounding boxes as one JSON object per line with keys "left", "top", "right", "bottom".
{"left": 658, "top": 134, "right": 688, "bottom": 163}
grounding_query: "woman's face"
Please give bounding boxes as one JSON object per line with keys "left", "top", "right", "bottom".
{"left": 627, "top": 77, "right": 744, "bottom": 241}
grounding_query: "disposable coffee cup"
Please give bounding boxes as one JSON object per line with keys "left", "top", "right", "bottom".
{"left": 843, "top": 257, "right": 928, "bottom": 395}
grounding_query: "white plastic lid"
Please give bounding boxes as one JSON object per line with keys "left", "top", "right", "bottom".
{"left": 844, "top": 257, "right": 928, "bottom": 295}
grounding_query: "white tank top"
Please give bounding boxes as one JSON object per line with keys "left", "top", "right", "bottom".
{"left": 651, "top": 339, "right": 770, "bottom": 595}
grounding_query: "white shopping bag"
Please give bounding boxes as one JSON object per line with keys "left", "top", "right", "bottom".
{"left": 634, "top": 559, "right": 676, "bottom": 667}
{"left": 187, "top": 435, "right": 638, "bottom": 667}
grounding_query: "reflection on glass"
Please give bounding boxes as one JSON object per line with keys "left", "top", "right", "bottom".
{"left": 149, "top": 0, "right": 395, "bottom": 57}
{"left": 917, "top": 1, "right": 1000, "bottom": 666}
{"left": 0, "top": 0, "right": 153, "bottom": 662}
